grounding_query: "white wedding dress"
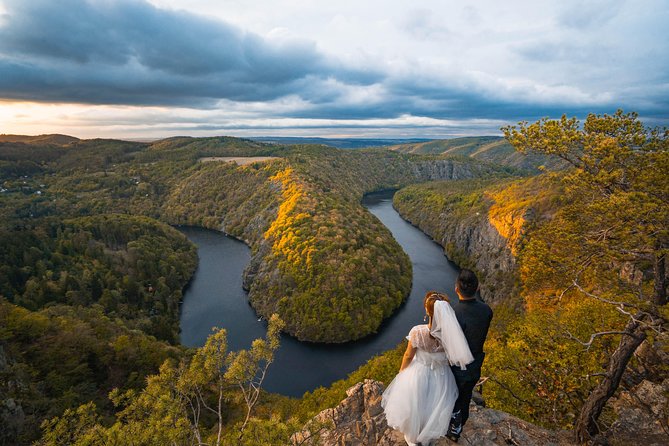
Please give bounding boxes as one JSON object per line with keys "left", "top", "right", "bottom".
{"left": 382, "top": 300, "right": 473, "bottom": 445}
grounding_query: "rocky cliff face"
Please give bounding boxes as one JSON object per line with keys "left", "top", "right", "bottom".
{"left": 393, "top": 185, "right": 519, "bottom": 305}
{"left": 294, "top": 380, "right": 574, "bottom": 446}
{"left": 431, "top": 210, "right": 516, "bottom": 306}
{"left": 393, "top": 176, "right": 559, "bottom": 306}
{"left": 412, "top": 158, "right": 506, "bottom": 182}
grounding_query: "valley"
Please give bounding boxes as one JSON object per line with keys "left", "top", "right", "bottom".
{"left": 1, "top": 115, "right": 666, "bottom": 446}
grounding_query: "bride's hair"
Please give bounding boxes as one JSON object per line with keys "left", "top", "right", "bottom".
{"left": 424, "top": 291, "right": 448, "bottom": 318}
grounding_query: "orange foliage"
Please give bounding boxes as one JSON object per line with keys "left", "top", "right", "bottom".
{"left": 265, "top": 167, "right": 318, "bottom": 274}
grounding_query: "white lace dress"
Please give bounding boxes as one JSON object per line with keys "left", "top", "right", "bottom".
{"left": 381, "top": 324, "right": 458, "bottom": 445}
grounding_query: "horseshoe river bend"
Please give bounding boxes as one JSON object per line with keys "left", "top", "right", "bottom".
{"left": 178, "top": 190, "right": 462, "bottom": 397}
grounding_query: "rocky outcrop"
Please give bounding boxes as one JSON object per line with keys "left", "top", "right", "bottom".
{"left": 412, "top": 158, "right": 504, "bottom": 182}
{"left": 605, "top": 379, "right": 669, "bottom": 446}
{"left": 294, "top": 380, "right": 574, "bottom": 446}
{"left": 293, "top": 380, "right": 402, "bottom": 445}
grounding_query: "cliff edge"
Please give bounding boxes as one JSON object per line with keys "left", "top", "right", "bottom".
{"left": 294, "top": 380, "right": 574, "bottom": 446}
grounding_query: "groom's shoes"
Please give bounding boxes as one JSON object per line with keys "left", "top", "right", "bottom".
{"left": 446, "top": 422, "right": 462, "bottom": 442}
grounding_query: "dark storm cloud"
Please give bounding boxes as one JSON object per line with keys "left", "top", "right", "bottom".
{"left": 0, "top": 0, "right": 666, "bottom": 127}
{"left": 0, "top": 0, "right": 382, "bottom": 106}
{"left": 281, "top": 75, "right": 616, "bottom": 122}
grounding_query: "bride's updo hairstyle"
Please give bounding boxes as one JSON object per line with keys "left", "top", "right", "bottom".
{"left": 424, "top": 291, "right": 449, "bottom": 318}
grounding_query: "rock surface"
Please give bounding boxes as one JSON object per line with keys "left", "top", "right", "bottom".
{"left": 394, "top": 192, "right": 518, "bottom": 305}
{"left": 294, "top": 380, "right": 574, "bottom": 446}
{"left": 606, "top": 379, "right": 669, "bottom": 446}
{"left": 412, "top": 158, "right": 502, "bottom": 182}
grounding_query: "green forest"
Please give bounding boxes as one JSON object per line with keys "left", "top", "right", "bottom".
{"left": 1, "top": 111, "right": 666, "bottom": 445}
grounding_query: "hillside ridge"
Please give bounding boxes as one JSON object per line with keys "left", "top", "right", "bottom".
{"left": 0, "top": 133, "right": 79, "bottom": 145}
{"left": 388, "top": 136, "right": 564, "bottom": 171}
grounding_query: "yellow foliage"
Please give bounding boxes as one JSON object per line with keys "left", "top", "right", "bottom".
{"left": 486, "top": 175, "right": 561, "bottom": 255}
{"left": 265, "top": 168, "right": 318, "bottom": 275}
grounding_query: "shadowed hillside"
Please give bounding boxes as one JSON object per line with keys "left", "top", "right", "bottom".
{"left": 0, "top": 134, "right": 80, "bottom": 146}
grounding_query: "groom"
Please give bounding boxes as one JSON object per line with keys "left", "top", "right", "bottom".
{"left": 446, "top": 269, "right": 493, "bottom": 442}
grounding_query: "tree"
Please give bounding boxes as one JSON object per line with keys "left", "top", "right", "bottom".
{"left": 37, "top": 314, "right": 285, "bottom": 446}
{"left": 503, "top": 110, "right": 668, "bottom": 443}
{"left": 224, "top": 314, "right": 284, "bottom": 438}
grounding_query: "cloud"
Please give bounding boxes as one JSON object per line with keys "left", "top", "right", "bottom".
{"left": 400, "top": 8, "right": 452, "bottom": 41}
{"left": 0, "top": 0, "right": 381, "bottom": 106}
{"left": 557, "top": 0, "right": 624, "bottom": 30}
{"left": 0, "top": 0, "right": 667, "bottom": 136}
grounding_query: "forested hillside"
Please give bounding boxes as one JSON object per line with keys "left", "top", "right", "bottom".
{"left": 389, "top": 136, "right": 565, "bottom": 172}
{"left": 1, "top": 300, "right": 185, "bottom": 444}
{"left": 1, "top": 134, "right": 510, "bottom": 443}
{"left": 0, "top": 214, "right": 197, "bottom": 342}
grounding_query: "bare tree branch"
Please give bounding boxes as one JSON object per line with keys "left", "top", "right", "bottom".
{"left": 488, "top": 377, "right": 534, "bottom": 405}
{"left": 572, "top": 280, "right": 637, "bottom": 309}
{"left": 565, "top": 329, "right": 629, "bottom": 350}
{"left": 572, "top": 280, "right": 665, "bottom": 335}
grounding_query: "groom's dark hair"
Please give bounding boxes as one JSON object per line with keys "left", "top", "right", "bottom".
{"left": 456, "top": 269, "right": 478, "bottom": 298}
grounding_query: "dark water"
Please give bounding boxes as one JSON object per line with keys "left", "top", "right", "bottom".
{"left": 179, "top": 190, "right": 461, "bottom": 396}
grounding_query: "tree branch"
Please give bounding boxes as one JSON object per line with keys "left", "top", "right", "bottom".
{"left": 572, "top": 280, "right": 637, "bottom": 309}
{"left": 564, "top": 330, "right": 629, "bottom": 351}
{"left": 572, "top": 280, "right": 668, "bottom": 336}
{"left": 488, "top": 377, "right": 534, "bottom": 405}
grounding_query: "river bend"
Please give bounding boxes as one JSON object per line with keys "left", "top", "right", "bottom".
{"left": 179, "top": 190, "right": 461, "bottom": 396}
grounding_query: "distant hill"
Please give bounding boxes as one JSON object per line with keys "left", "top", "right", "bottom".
{"left": 388, "top": 136, "right": 503, "bottom": 155}
{"left": 388, "top": 136, "right": 564, "bottom": 171}
{"left": 251, "top": 136, "right": 431, "bottom": 149}
{"left": 0, "top": 133, "right": 79, "bottom": 146}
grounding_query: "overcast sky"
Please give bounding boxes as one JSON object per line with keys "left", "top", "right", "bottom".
{"left": 0, "top": 0, "right": 667, "bottom": 139}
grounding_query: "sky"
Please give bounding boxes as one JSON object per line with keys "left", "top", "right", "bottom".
{"left": 0, "top": 0, "right": 667, "bottom": 139}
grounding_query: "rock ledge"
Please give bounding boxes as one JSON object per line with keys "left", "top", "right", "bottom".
{"left": 294, "top": 380, "right": 574, "bottom": 446}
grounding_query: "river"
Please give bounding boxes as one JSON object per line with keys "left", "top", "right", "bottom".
{"left": 178, "top": 190, "right": 461, "bottom": 396}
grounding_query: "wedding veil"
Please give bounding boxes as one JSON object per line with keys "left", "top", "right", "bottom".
{"left": 430, "top": 300, "right": 474, "bottom": 370}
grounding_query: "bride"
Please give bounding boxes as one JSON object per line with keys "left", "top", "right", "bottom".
{"left": 382, "top": 292, "right": 474, "bottom": 446}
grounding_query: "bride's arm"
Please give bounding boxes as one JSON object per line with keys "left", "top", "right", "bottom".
{"left": 399, "top": 342, "right": 416, "bottom": 372}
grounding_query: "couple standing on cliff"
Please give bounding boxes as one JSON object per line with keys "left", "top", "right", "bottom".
{"left": 381, "top": 269, "right": 493, "bottom": 445}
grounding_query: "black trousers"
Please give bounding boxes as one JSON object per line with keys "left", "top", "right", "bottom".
{"left": 451, "top": 372, "right": 479, "bottom": 427}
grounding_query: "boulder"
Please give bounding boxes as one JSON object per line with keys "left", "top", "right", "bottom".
{"left": 606, "top": 379, "right": 669, "bottom": 446}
